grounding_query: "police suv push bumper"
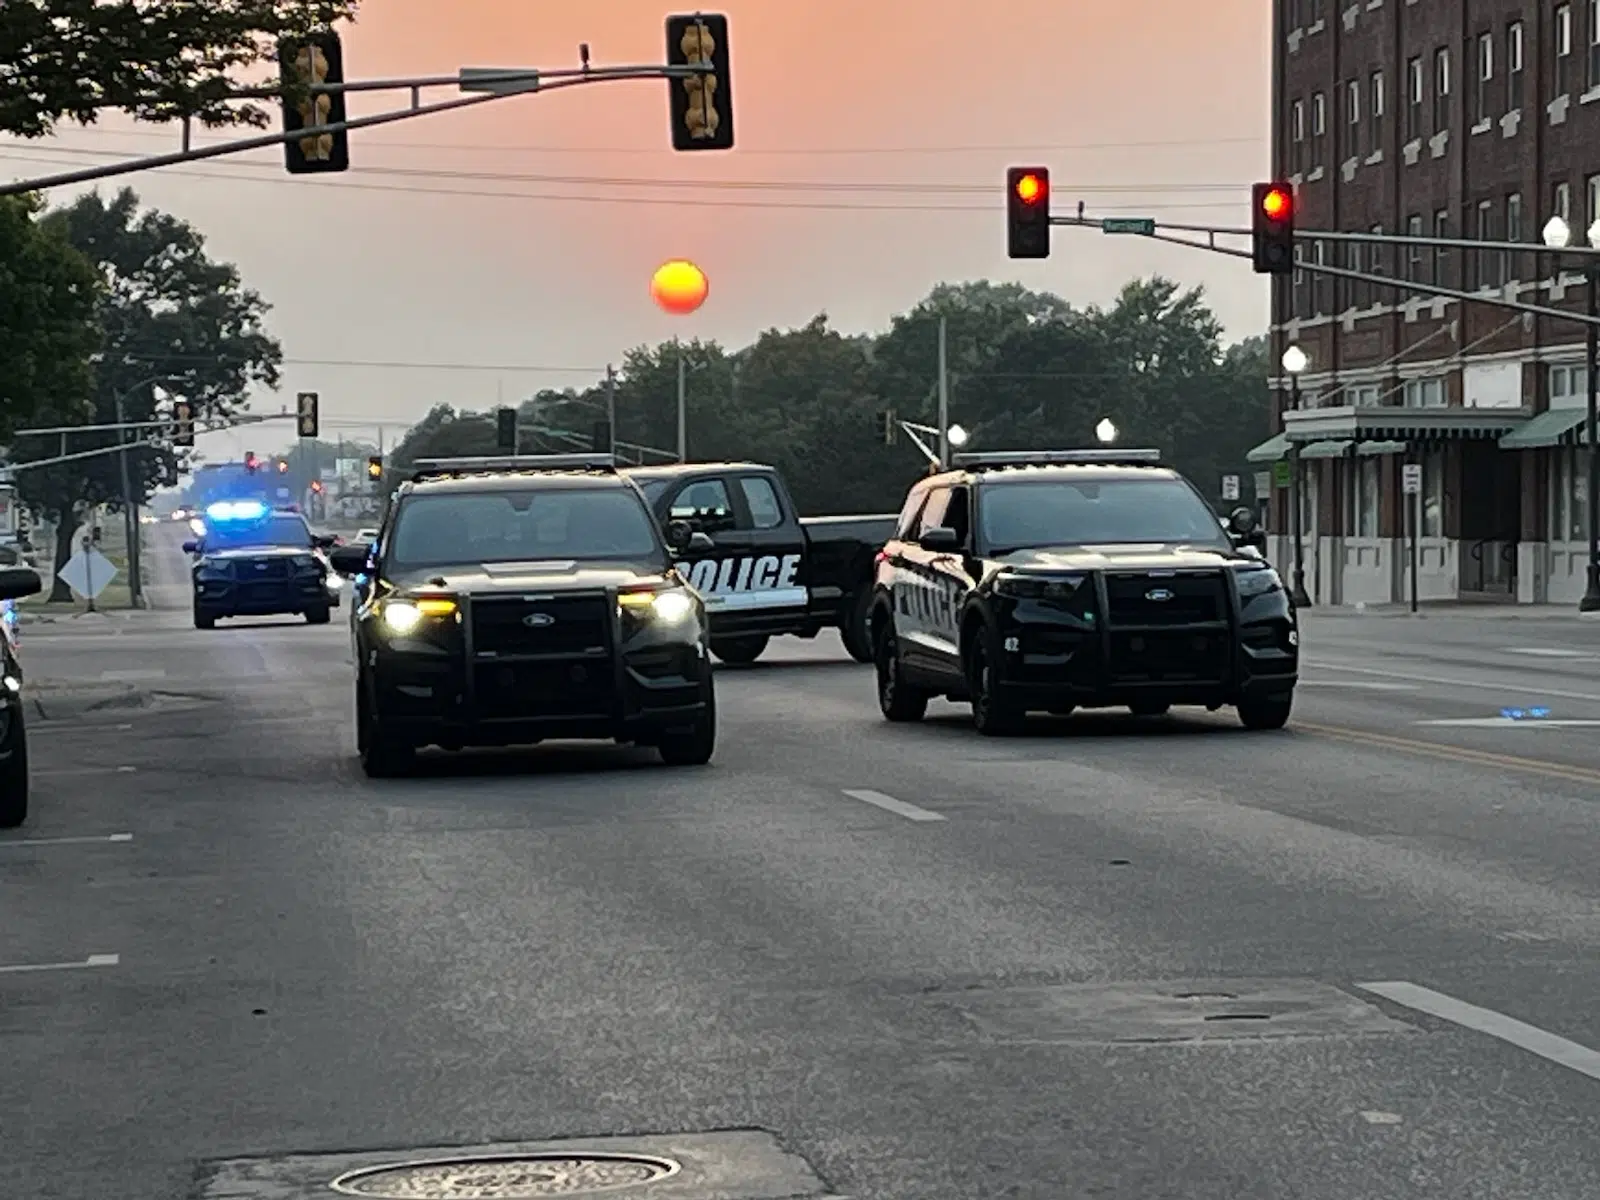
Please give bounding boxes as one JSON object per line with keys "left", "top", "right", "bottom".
{"left": 367, "top": 585, "right": 712, "bottom": 746}
{"left": 989, "top": 564, "right": 1296, "bottom": 708}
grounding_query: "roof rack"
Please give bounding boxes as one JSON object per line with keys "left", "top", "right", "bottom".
{"left": 952, "top": 448, "right": 1163, "bottom": 470}
{"left": 408, "top": 453, "right": 617, "bottom": 482}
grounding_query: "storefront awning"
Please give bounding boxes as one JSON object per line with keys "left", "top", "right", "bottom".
{"left": 1284, "top": 404, "right": 1529, "bottom": 443}
{"left": 1298, "top": 440, "right": 1352, "bottom": 459}
{"left": 1245, "top": 432, "right": 1290, "bottom": 463}
{"left": 1498, "top": 407, "right": 1587, "bottom": 449}
{"left": 1355, "top": 440, "right": 1407, "bottom": 456}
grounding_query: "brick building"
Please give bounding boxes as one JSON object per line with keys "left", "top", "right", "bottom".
{"left": 1256, "top": 0, "right": 1600, "bottom": 604}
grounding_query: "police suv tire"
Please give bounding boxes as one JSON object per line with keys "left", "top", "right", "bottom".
{"left": 0, "top": 708, "right": 29, "bottom": 829}
{"left": 305, "top": 606, "right": 331, "bottom": 625}
{"left": 840, "top": 589, "right": 874, "bottom": 663}
{"left": 356, "top": 680, "right": 414, "bottom": 778}
{"left": 193, "top": 605, "right": 216, "bottom": 630}
{"left": 968, "top": 631, "right": 1025, "bottom": 737}
{"left": 658, "top": 689, "right": 716, "bottom": 766}
{"left": 874, "top": 620, "right": 927, "bottom": 722}
{"left": 710, "top": 635, "right": 768, "bottom": 665}
{"left": 1237, "top": 692, "right": 1293, "bottom": 731}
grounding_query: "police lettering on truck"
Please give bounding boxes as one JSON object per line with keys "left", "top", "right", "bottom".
{"left": 675, "top": 553, "right": 806, "bottom": 610}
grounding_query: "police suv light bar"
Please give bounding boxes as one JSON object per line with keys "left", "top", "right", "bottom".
{"left": 952, "top": 449, "right": 1163, "bottom": 468}
{"left": 408, "top": 453, "right": 617, "bottom": 479}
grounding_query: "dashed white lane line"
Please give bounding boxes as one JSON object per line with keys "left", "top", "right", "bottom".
{"left": 841, "top": 789, "right": 946, "bottom": 822}
{"left": 97, "top": 668, "right": 166, "bottom": 681}
{"left": 0, "top": 953, "right": 119, "bottom": 975}
{"left": 0, "top": 833, "right": 132, "bottom": 848}
{"left": 1305, "top": 660, "right": 1600, "bottom": 704}
{"left": 1416, "top": 717, "right": 1600, "bottom": 728}
{"left": 1358, "top": 981, "right": 1600, "bottom": 1083}
{"left": 1298, "top": 680, "right": 1419, "bottom": 690}
{"left": 33, "top": 766, "right": 136, "bottom": 777}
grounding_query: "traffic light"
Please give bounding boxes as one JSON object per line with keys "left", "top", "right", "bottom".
{"left": 244, "top": 452, "right": 259, "bottom": 473}
{"left": 1252, "top": 181, "right": 1295, "bottom": 274}
{"left": 279, "top": 30, "right": 349, "bottom": 174}
{"left": 366, "top": 456, "right": 382, "bottom": 479}
{"left": 276, "top": 458, "right": 290, "bottom": 474}
{"left": 296, "top": 391, "right": 319, "bottom": 438}
{"left": 591, "top": 420, "right": 612, "bottom": 453}
{"left": 496, "top": 407, "right": 517, "bottom": 452}
{"left": 665, "top": 13, "right": 733, "bottom": 151}
{"left": 1006, "top": 167, "right": 1050, "bottom": 259}
{"left": 172, "top": 400, "right": 194, "bottom": 447}
{"left": 872, "top": 410, "right": 896, "bottom": 445}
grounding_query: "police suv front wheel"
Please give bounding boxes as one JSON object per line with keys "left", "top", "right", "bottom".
{"left": 710, "top": 635, "right": 768, "bottom": 665}
{"left": 874, "top": 620, "right": 927, "bottom": 722}
{"left": 355, "top": 677, "right": 415, "bottom": 777}
{"left": 1237, "top": 691, "right": 1293, "bottom": 731}
{"left": 968, "top": 632, "right": 1026, "bottom": 737}
{"left": 658, "top": 689, "right": 716, "bottom": 766}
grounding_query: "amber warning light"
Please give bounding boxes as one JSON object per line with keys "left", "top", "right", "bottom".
{"left": 1261, "top": 187, "right": 1291, "bottom": 221}
{"left": 1015, "top": 173, "right": 1045, "bottom": 205}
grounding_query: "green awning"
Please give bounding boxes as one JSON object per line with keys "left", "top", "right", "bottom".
{"left": 1298, "top": 440, "right": 1352, "bottom": 459}
{"left": 1245, "top": 431, "right": 1290, "bottom": 463}
{"left": 1356, "top": 440, "right": 1407, "bottom": 456}
{"left": 1498, "top": 407, "right": 1586, "bottom": 449}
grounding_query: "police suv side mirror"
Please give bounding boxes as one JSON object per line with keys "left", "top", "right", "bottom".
{"left": 0, "top": 566, "right": 42, "bottom": 602}
{"left": 328, "top": 544, "right": 371, "bottom": 576}
{"left": 664, "top": 519, "right": 693, "bottom": 550}
{"left": 687, "top": 531, "right": 715, "bottom": 552}
{"left": 1227, "top": 505, "right": 1257, "bottom": 534}
{"left": 918, "top": 527, "right": 960, "bottom": 553}
{"left": 181, "top": 539, "right": 199, "bottom": 554}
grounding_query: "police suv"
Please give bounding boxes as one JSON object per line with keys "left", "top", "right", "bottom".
{"left": 183, "top": 502, "right": 343, "bottom": 629}
{"left": 328, "top": 455, "right": 717, "bottom": 777}
{"left": 868, "top": 449, "right": 1297, "bottom": 735}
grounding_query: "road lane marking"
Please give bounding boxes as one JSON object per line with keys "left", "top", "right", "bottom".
{"left": 1304, "top": 660, "right": 1600, "bottom": 704}
{"left": 0, "top": 953, "right": 118, "bottom": 975}
{"left": 1417, "top": 717, "right": 1600, "bottom": 727}
{"left": 1358, "top": 981, "right": 1600, "bottom": 1083}
{"left": 34, "top": 766, "right": 136, "bottom": 777}
{"left": 98, "top": 668, "right": 166, "bottom": 681}
{"left": 1502, "top": 648, "right": 1599, "bottom": 658}
{"left": 1291, "top": 722, "right": 1600, "bottom": 787}
{"left": 31, "top": 723, "right": 135, "bottom": 735}
{"left": 0, "top": 833, "right": 131, "bottom": 848}
{"left": 1298, "top": 680, "right": 1419, "bottom": 690}
{"left": 841, "top": 789, "right": 946, "bottom": 822}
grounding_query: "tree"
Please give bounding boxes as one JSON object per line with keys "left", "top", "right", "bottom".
{"left": 0, "top": 1, "right": 359, "bottom": 139}
{"left": 0, "top": 193, "right": 100, "bottom": 439}
{"left": 13, "top": 188, "right": 281, "bottom": 598}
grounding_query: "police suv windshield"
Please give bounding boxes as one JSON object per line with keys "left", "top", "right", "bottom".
{"left": 980, "top": 477, "right": 1230, "bottom": 553}
{"left": 388, "top": 488, "right": 663, "bottom": 568}
{"left": 203, "top": 514, "right": 313, "bottom": 550}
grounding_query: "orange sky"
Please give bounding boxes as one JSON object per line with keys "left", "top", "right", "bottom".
{"left": 0, "top": 0, "right": 1269, "bottom": 458}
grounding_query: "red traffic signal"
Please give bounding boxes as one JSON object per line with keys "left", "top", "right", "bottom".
{"left": 1251, "top": 181, "right": 1295, "bottom": 275}
{"left": 1006, "top": 166, "right": 1051, "bottom": 259}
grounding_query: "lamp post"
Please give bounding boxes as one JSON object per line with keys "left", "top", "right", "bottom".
{"left": 1541, "top": 215, "right": 1600, "bottom": 611}
{"left": 1281, "top": 343, "right": 1312, "bottom": 607}
{"left": 1094, "top": 418, "right": 1117, "bottom": 444}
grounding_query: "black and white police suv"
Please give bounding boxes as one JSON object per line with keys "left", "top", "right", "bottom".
{"left": 0, "top": 562, "right": 46, "bottom": 828}
{"left": 868, "top": 449, "right": 1298, "bottom": 735}
{"left": 183, "top": 502, "right": 343, "bottom": 629}
{"left": 328, "top": 454, "right": 718, "bottom": 778}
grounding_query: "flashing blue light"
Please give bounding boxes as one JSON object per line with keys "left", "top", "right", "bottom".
{"left": 205, "top": 500, "right": 268, "bottom": 522}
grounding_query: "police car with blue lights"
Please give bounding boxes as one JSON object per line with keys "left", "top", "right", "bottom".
{"left": 327, "top": 454, "right": 717, "bottom": 778}
{"left": 183, "top": 501, "right": 343, "bottom": 629}
{"left": 868, "top": 448, "right": 1298, "bottom": 735}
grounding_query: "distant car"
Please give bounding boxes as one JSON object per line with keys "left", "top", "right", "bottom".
{"left": 0, "top": 564, "right": 46, "bottom": 827}
{"left": 183, "top": 502, "right": 343, "bottom": 629}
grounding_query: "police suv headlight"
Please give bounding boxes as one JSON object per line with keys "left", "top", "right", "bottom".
{"left": 1235, "top": 566, "right": 1284, "bottom": 598}
{"left": 379, "top": 597, "right": 456, "bottom": 634}
{"left": 619, "top": 586, "right": 696, "bottom": 623}
{"left": 324, "top": 574, "right": 343, "bottom": 592}
{"left": 992, "top": 572, "right": 1047, "bottom": 599}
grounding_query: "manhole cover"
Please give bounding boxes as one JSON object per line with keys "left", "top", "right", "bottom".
{"left": 329, "top": 1152, "right": 680, "bottom": 1198}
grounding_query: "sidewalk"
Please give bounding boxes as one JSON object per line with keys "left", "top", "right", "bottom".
{"left": 1303, "top": 601, "right": 1600, "bottom": 620}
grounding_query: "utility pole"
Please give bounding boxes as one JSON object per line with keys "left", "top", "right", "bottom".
{"left": 936, "top": 316, "right": 950, "bottom": 469}
{"left": 605, "top": 364, "right": 617, "bottom": 458}
{"left": 676, "top": 342, "right": 688, "bottom": 463}
{"left": 113, "top": 391, "right": 143, "bottom": 608}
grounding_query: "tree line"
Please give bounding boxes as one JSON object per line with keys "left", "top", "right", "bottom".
{"left": 390, "top": 279, "right": 1272, "bottom": 518}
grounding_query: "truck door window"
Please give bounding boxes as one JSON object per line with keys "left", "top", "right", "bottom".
{"left": 668, "top": 478, "right": 737, "bottom": 533}
{"left": 896, "top": 486, "right": 929, "bottom": 540}
{"left": 737, "top": 476, "right": 784, "bottom": 528}
{"left": 917, "top": 488, "right": 951, "bottom": 538}
{"left": 942, "top": 486, "right": 971, "bottom": 546}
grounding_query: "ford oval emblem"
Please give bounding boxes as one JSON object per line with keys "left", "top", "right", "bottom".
{"left": 522, "top": 612, "right": 555, "bottom": 627}
{"left": 1145, "top": 587, "right": 1175, "bottom": 602}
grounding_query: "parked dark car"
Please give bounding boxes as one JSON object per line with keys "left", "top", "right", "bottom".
{"left": 0, "top": 565, "right": 47, "bottom": 827}
{"left": 623, "top": 462, "right": 896, "bottom": 664}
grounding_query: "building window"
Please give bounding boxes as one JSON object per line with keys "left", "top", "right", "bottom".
{"left": 1310, "top": 0, "right": 1324, "bottom": 24}
{"left": 1434, "top": 47, "right": 1450, "bottom": 131}
{"left": 1404, "top": 377, "right": 1446, "bottom": 408}
{"left": 1589, "top": 0, "right": 1600, "bottom": 88}
{"left": 1475, "top": 32, "right": 1494, "bottom": 122}
{"left": 1294, "top": 245, "right": 1309, "bottom": 317}
{"left": 1346, "top": 78, "right": 1361, "bottom": 157}
{"left": 1311, "top": 91, "right": 1326, "bottom": 164}
{"left": 1356, "top": 458, "right": 1380, "bottom": 537}
{"left": 1406, "top": 213, "right": 1423, "bottom": 278}
{"left": 1312, "top": 239, "right": 1328, "bottom": 314}
{"left": 1550, "top": 447, "right": 1588, "bottom": 541}
{"left": 1588, "top": 173, "right": 1600, "bottom": 233}
{"left": 1346, "top": 240, "right": 1364, "bottom": 308}
{"left": 1550, "top": 362, "right": 1591, "bottom": 409}
{"left": 1421, "top": 447, "right": 1445, "bottom": 538}
{"left": 1507, "top": 20, "right": 1524, "bottom": 109}
{"left": 1291, "top": 99, "right": 1306, "bottom": 172}
{"left": 1555, "top": 180, "right": 1572, "bottom": 230}
{"left": 1557, "top": 4, "right": 1573, "bottom": 95}
{"left": 1433, "top": 209, "right": 1450, "bottom": 286}
{"left": 1476, "top": 200, "right": 1497, "bottom": 287}
{"left": 1370, "top": 71, "right": 1385, "bottom": 150}
{"left": 1369, "top": 223, "right": 1387, "bottom": 294}
{"left": 1407, "top": 56, "right": 1424, "bottom": 137}
{"left": 1506, "top": 192, "right": 1523, "bottom": 281}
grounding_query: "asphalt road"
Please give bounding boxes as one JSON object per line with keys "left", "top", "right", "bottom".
{"left": 6, "top": 526, "right": 1600, "bottom": 1198}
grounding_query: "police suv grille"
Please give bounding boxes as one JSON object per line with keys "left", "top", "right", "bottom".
{"left": 470, "top": 592, "right": 610, "bottom": 657}
{"left": 231, "top": 557, "right": 290, "bottom": 579}
{"left": 1104, "top": 571, "right": 1225, "bottom": 627}
{"left": 474, "top": 659, "right": 615, "bottom": 719}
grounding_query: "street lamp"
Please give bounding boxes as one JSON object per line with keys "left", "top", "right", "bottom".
{"left": 1094, "top": 418, "right": 1117, "bottom": 443}
{"left": 1281, "top": 344, "right": 1312, "bottom": 607}
{"left": 946, "top": 424, "right": 969, "bottom": 447}
{"left": 1541, "top": 214, "right": 1600, "bottom": 611}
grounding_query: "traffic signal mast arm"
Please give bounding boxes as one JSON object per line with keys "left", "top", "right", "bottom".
{"left": 1054, "top": 213, "right": 1600, "bottom": 330}
{"left": 0, "top": 55, "right": 717, "bottom": 197}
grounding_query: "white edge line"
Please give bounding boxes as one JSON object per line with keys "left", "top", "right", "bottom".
{"left": 0, "top": 832, "right": 133, "bottom": 847}
{"left": 0, "top": 953, "right": 119, "bottom": 975}
{"left": 1358, "top": 980, "right": 1600, "bottom": 1082}
{"left": 1306, "top": 660, "right": 1600, "bottom": 704}
{"left": 841, "top": 788, "right": 947, "bottom": 822}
